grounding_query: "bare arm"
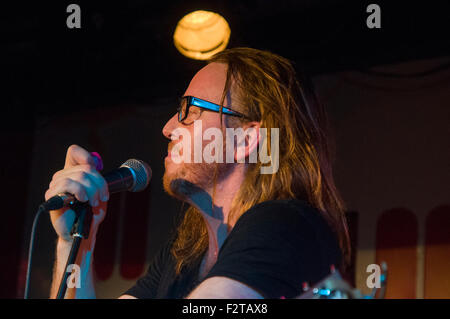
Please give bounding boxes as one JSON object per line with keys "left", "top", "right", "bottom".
{"left": 51, "top": 235, "right": 138, "bottom": 299}
{"left": 118, "top": 295, "right": 137, "bottom": 299}
{"left": 119, "top": 277, "right": 262, "bottom": 299}
{"left": 46, "top": 145, "right": 109, "bottom": 299}
{"left": 187, "top": 276, "right": 264, "bottom": 299}
{"left": 50, "top": 237, "right": 97, "bottom": 299}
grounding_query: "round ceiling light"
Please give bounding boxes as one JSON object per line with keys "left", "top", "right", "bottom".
{"left": 173, "top": 10, "right": 231, "bottom": 60}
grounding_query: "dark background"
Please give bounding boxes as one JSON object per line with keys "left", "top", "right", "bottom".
{"left": 1, "top": 0, "right": 449, "bottom": 298}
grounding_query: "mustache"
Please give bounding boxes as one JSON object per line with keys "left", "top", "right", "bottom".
{"left": 168, "top": 135, "right": 186, "bottom": 153}
{"left": 168, "top": 142, "right": 174, "bottom": 154}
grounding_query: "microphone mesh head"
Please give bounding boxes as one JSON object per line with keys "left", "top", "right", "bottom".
{"left": 120, "top": 159, "right": 152, "bottom": 192}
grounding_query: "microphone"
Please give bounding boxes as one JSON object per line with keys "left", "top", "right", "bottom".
{"left": 41, "top": 159, "right": 152, "bottom": 211}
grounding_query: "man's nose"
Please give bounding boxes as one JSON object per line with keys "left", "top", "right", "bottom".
{"left": 162, "top": 113, "right": 179, "bottom": 140}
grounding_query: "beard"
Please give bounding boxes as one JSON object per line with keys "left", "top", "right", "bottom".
{"left": 163, "top": 160, "right": 231, "bottom": 201}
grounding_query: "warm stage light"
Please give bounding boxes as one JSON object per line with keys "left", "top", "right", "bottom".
{"left": 173, "top": 10, "right": 230, "bottom": 60}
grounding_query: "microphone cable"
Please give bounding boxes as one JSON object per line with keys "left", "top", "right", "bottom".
{"left": 24, "top": 204, "right": 47, "bottom": 299}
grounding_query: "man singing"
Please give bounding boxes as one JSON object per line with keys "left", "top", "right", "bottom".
{"left": 45, "top": 47, "right": 350, "bottom": 299}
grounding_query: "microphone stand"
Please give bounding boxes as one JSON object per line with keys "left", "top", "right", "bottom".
{"left": 56, "top": 202, "right": 92, "bottom": 299}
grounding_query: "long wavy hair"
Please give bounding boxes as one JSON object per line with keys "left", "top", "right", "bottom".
{"left": 171, "top": 47, "right": 350, "bottom": 274}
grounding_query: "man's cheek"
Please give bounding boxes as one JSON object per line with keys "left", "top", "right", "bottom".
{"left": 170, "top": 127, "right": 192, "bottom": 164}
{"left": 193, "top": 120, "right": 204, "bottom": 163}
{"left": 203, "top": 127, "right": 224, "bottom": 164}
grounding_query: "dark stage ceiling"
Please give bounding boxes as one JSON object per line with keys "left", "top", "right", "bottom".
{"left": 2, "top": 0, "right": 449, "bottom": 117}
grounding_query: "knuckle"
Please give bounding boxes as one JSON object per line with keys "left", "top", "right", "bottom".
{"left": 94, "top": 172, "right": 105, "bottom": 183}
{"left": 51, "top": 170, "right": 62, "bottom": 181}
{"left": 85, "top": 166, "right": 97, "bottom": 175}
{"left": 67, "top": 180, "right": 86, "bottom": 198}
{"left": 67, "top": 144, "right": 79, "bottom": 152}
{"left": 100, "top": 177, "right": 108, "bottom": 188}
{"left": 62, "top": 178, "right": 74, "bottom": 188}
{"left": 67, "top": 144, "right": 79, "bottom": 156}
{"left": 76, "top": 171, "right": 88, "bottom": 180}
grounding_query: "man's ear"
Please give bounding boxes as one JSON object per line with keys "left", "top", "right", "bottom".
{"left": 234, "top": 121, "right": 262, "bottom": 163}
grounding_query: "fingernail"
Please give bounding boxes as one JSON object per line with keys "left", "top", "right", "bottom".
{"left": 90, "top": 152, "right": 103, "bottom": 171}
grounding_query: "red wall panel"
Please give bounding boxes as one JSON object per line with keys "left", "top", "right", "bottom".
{"left": 376, "top": 208, "right": 418, "bottom": 298}
{"left": 424, "top": 205, "right": 450, "bottom": 298}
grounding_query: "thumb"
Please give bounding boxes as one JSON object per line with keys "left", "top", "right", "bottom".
{"left": 64, "top": 144, "right": 96, "bottom": 169}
